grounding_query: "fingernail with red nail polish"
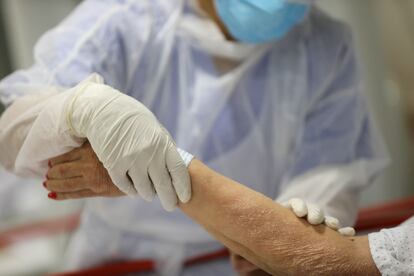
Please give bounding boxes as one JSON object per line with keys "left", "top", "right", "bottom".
{"left": 48, "top": 192, "right": 57, "bottom": 199}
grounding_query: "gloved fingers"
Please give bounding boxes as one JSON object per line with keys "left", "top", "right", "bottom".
{"left": 108, "top": 170, "right": 138, "bottom": 196}
{"left": 324, "top": 216, "right": 340, "bottom": 230}
{"left": 49, "top": 145, "right": 83, "bottom": 167}
{"left": 338, "top": 227, "right": 356, "bottom": 237}
{"left": 148, "top": 161, "right": 178, "bottom": 212}
{"left": 283, "top": 198, "right": 342, "bottom": 229}
{"left": 128, "top": 166, "right": 156, "bottom": 202}
{"left": 166, "top": 146, "right": 191, "bottom": 203}
{"left": 44, "top": 177, "right": 86, "bottom": 192}
{"left": 288, "top": 198, "right": 308, "bottom": 218}
{"left": 47, "top": 162, "right": 84, "bottom": 180}
{"left": 306, "top": 203, "right": 325, "bottom": 225}
{"left": 49, "top": 189, "right": 97, "bottom": 201}
{"left": 148, "top": 153, "right": 177, "bottom": 212}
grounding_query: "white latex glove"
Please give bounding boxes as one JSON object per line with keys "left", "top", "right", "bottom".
{"left": 0, "top": 74, "right": 191, "bottom": 211}
{"left": 282, "top": 198, "right": 356, "bottom": 236}
{"left": 63, "top": 75, "right": 191, "bottom": 211}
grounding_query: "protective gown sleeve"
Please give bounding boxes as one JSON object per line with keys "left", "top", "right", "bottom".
{"left": 277, "top": 26, "right": 389, "bottom": 227}
{"left": 0, "top": 0, "right": 157, "bottom": 107}
{"left": 368, "top": 217, "right": 414, "bottom": 275}
{"left": 0, "top": 75, "right": 103, "bottom": 177}
{"left": 0, "top": 0, "right": 157, "bottom": 176}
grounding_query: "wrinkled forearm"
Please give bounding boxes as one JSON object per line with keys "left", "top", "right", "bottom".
{"left": 179, "top": 160, "right": 379, "bottom": 275}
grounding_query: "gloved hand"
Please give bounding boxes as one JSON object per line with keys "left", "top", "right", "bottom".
{"left": 44, "top": 141, "right": 194, "bottom": 202}
{"left": 0, "top": 74, "right": 191, "bottom": 211}
{"left": 63, "top": 74, "right": 191, "bottom": 211}
{"left": 281, "top": 198, "right": 356, "bottom": 236}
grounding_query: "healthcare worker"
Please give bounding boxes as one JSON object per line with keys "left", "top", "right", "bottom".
{"left": 0, "top": 0, "right": 388, "bottom": 275}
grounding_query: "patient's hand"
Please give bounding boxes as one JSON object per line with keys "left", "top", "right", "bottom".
{"left": 44, "top": 142, "right": 125, "bottom": 200}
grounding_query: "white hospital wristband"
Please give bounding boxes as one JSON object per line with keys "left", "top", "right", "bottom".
{"left": 177, "top": 148, "right": 194, "bottom": 167}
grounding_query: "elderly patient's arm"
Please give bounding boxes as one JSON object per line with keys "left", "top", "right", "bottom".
{"left": 45, "top": 144, "right": 378, "bottom": 275}
{"left": 179, "top": 160, "right": 379, "bottom": 275}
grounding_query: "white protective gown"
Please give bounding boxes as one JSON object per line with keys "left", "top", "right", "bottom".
{"left": 0, "top": 0, "right": 388, "bottom": 274}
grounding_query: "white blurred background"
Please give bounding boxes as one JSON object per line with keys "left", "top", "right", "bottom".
{"left": 0, "top": 0, "right": 413, "bottom": 275}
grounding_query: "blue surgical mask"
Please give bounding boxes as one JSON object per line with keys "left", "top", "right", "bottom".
{"left": 214, "top": 0, "right": 310, "bottom": 44}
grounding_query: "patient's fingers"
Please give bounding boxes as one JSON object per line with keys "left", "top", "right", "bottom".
{"left": 49, "top": 188, "right": 125, "bottom": 201}
{"left": 49, "top": 147, "right": 84, "bottom": 167}
{"left": 49, "top": 190, "right": 97, "bottom": 201}
{"left": 44, "top": 177, "right": 86, "bottom": 192}
{"left": 47, "top": 162, "right": 84, "bottom": 179}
